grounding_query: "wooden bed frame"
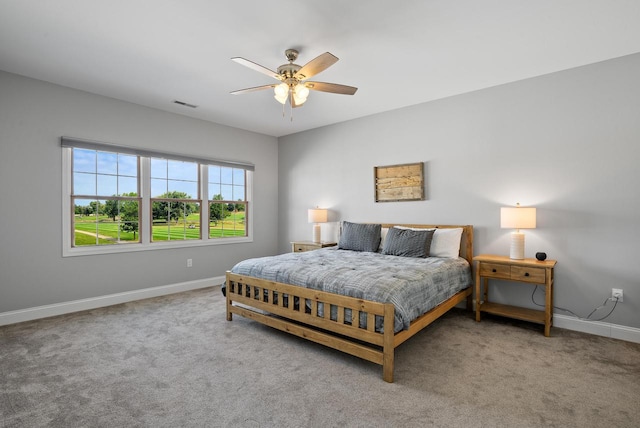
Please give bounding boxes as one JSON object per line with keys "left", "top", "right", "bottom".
{"left": 226, "top": 224, "right": 473, "bottom": 383}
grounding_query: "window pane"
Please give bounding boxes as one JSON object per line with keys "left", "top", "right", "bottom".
{"left": 221, "top": 167, "right": 233, "bottom": 184}
{"left": 97, "top": 152, "right": 117, "bottom": 175}
{"left": 221, "top": 184, "right": 233, "bottom": 200}
{"left": 96, "top": 199, "right": 107, "bottom": 222}
{"left": 168, "top": 180, "right": 197, "bottom": 198}
{"left": 232, "top": 185, "right": 245, "bottom": 201}
{"left": 210, "top": 202, "right": 246, "bottom": 238}
{"left": 151, "top": 200, "right": 200, "bottom": 241}
{"left": 151, "top": 158, "right": 167, "bottom": 179}
{"left": 168, "top": 160, "right": 197, "bottom": 181}
{"left": 74, "top": 172, "right": 96, "bottom": 195}
{"left": 118, "top": 200, "right": 140, "bottom": 243}
{"left": 97, "top": 174, "right": 117, "bottom": 196}
{"left": 73, "top": 199, "right": 122, "bottom": 247}
{"left": 152, "top": 158, "right": 198, "bottom": 199}
{"left": 118, "top": 176, "right": 138, "bottom": 195}
{"left": 151, "top": 178, "right": 167, "bottom": 198}
{"left": 73, "top": 148, "right": 139, "bottom": 198}
{"left": 209, "top": 165, "right": 221, "bottom": 183}
{"left": 73, "top": 149, "right": 96, "bottom": 173}
{"left": 233, "top": 169, "right": 245, "bottom": 186}
{"left": 74, "top": 198, "right": 98, "bottom": 246}
{"left": 118, "top": 154, "right": 137, "bottom": 177}
{"left": 209, "top": 184, "right": 222, "bottom": 200}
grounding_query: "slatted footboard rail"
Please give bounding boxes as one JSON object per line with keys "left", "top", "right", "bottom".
{"left": 226, "top": 272, "right": 397, "bottom": 382}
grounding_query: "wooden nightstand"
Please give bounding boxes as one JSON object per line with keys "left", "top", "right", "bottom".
{"left": 474, "top": 254, "right": 557, "bottom": 336}
{"left": 291, "top": 241, "right": 337, "bottom": 253}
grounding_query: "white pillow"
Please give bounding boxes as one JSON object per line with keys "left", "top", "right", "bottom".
{"left": 395, "top": 226, "right": 463, "bottom": 258}
{"left": 430, "top": 228, "right": 463, "bottom": 258}
{"left": 378, "top": 227, "right": 389, "bottom": 251}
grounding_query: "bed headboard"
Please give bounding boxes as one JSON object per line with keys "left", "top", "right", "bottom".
{"left": 379, "top": 224, "right": 474, "bottom": 266}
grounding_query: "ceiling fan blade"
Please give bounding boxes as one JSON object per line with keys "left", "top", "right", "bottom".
{"left": 231, "top": 57, "right": 282, "bottom": 80}
{"left": 295, "top": 52, "right": 338, "bottom": 80}
{"left": 304, "top": 81, "right": 358, "bottom": 95}
{"left": 230, "top": 84, "right": 276, "bottom": 95}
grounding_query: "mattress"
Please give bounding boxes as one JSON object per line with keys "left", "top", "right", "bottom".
{"left": 229, "top": 247, "right": 473, "bottom": 332}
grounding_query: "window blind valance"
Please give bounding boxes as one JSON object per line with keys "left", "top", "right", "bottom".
{"left": 61, "top": 136, "right": 255, "bottom": 171}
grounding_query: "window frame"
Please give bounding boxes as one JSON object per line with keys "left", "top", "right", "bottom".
{"left": 62, "top": 138, "right": 253, "bottom": 257}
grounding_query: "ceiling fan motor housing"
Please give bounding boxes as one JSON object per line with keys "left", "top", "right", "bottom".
{"left": 277, "top": 63, "right": 301, "bottom": 81}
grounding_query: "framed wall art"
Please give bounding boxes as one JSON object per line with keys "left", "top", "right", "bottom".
{"left": 374, "top": 162, "right": 425, "bottom": 202}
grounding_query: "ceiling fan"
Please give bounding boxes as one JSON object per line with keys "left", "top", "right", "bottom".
{"left": 230, "top": 49, "right": 358, "bottom": 111}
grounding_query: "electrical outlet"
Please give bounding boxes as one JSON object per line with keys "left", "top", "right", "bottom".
{"left": 187, "top": 258, "right": 193, "bottom": 268}
{"left": 611, "top": 288, "right": 623, "bottom": 302}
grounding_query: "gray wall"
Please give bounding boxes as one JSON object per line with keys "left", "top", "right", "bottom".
{"left": 0, "top": 71, "right": 279, "bottom": 312}
{"left": 278, "top": 53, "right": 640, "bottom": 329}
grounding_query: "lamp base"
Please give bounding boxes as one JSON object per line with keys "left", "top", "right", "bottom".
{"left": 312, "top": 224, "right": 321, "bottom": 243}
{"left": 509, "top": 232, "right": 525, "bottom": 260}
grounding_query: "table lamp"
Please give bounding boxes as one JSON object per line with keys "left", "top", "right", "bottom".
{"left": 500, "top": 203, "right": 536, "bottom": 260}
{"left": 308, "top": 208, "right": 328, "bottom": 243}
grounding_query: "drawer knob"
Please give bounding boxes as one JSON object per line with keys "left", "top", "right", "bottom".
{"left": 492, "top": 269, "right": 497, "bottom": 273}
{"left": 524, "top": 272, "right": 530, "bottom": 277}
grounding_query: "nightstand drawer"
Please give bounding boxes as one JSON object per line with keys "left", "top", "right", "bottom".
{"left": 511, "top": 266, "right": 546, "bottom": 283}
{"left": 291, "top": 241, "right": 337, "bottom": 253}
{"left": 479, "top": 262, "right": 511, "bottom": 279}
{"left": 293, "top": 244, "right": 317, "bottom": 252}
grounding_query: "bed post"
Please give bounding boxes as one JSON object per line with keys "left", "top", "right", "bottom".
{"left": 382, "top": 303, "right": 395, "bottom": 383}
{"left": 462, "top": 226, "right": 474, "bottom": 312}
{"left": 225, "top": 271, "right": 233, "bottom": 321}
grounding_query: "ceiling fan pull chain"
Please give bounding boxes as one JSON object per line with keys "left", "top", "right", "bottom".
{"left": 290, "top": 89, "right": 294, "bottom": 121}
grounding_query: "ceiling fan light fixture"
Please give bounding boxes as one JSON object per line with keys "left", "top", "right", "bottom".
{"left": 294, "top": 83, "right": 309, "bottom": 99}
{"left": 274, "top": 82, "right": 288, "bottom": 96}
{"left": 292, "top": 94, "right": 307, "bottom": 106}
{"left": 292, "top": 83, "right": 309, "bottom": 105}
{"left": 274, "top": 82, "right": 289, "bottom": 104}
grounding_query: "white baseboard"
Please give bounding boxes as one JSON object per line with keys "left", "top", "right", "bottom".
{"left": 553, "top": 314, "right": 640, "bottom": 344}
{"left": 4, "top": 290, "right": 639, "bottom": 344}
{"left": 0, "top": 276, "right": 224, "bottom": 327}
{"left": 470, "top": 299, "right": 640, "bottom": 344}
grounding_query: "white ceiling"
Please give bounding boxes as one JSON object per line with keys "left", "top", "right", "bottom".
{"left": 1, "top": 1, "right": 640, "bottom": 137}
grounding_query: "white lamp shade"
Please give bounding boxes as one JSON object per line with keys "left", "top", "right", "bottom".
{"left": 308, "top": 208, "right": 328, "bottom": 224}
{"left": 500, "top": 207, "right": 536, "bottom": 229}
{"left": 501, "top": 205, "right": 536, "bottom": 260}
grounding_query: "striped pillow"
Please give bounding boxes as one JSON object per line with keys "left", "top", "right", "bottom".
{"left": 382, "top": 227, "right": 434, "bottom": 258}
{"left": 338, "top": 222, "right": 381, "bottom": 252}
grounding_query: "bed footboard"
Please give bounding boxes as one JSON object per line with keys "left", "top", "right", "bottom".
{"left": 226, "top": 272, "right": 397, "bottom": 382}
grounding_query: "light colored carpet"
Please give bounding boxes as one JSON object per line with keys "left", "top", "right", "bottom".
{"left": 1, "top": 286, "right": 639, "bottom": 428}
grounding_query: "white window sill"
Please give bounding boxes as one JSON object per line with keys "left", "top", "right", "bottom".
{"left": 62, "top": 236, "right": 253, "bottom": 257}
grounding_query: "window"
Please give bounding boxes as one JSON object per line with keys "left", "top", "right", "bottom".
{"left": 62, "top": 137, "right": 253, "bottom": 256}
{"left": 72, "top": 148, "right": 140, "bottom": 246}
{"left": 208, "top": 165, "right": 247, "bottom": 238}
{"left": 150, "top": 158, "right": 200, "bottom": 242}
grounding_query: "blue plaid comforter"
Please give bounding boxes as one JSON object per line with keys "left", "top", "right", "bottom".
{"left": 230, "top": 248, "right": 472, "bottom": 332}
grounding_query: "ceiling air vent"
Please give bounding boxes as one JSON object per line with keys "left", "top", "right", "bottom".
{"left": 173, "top": 100, "right": 198, "bottom": 108}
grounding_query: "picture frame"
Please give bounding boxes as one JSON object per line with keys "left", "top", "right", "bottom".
{"left": 374, "top": 162, "right": 425, "bottom": 202}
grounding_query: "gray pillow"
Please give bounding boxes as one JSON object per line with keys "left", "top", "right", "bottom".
{"left": 382, "top": 227, "right": 435, "bottom": 258}
{"left": 338, "top": 222, "right": 381, "bottom": 252}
